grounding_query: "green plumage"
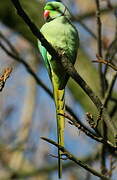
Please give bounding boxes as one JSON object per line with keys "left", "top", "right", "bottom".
{"left": 38, "top": 1, "right": 79, "bottom": 178}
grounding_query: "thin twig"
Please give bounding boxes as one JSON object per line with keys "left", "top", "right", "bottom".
{"left": 7, "top": 149, "right": 100, "bottom": 178}
{"left": 93, "top": 59, "right": 117, "bottom": 71}
{"left": 93, "top": 63, "right": 117, "bottom": 115}
{"left": 104, "top": 10, "right": 117, "bottom": 76}
{"left": 95, "top": 0, "right": 103, "bottom": 58}
{"left": 76, "top": 20, "right": 97, "bottom": 39}
{"left": 63, "top": 112, "right": 98, "bottom": 136}
{"left": 110, "top": 102, "right": 117, "bottom": 118}
{"left": 105, "top": 38, "right": 117, "bottom": 64}
{"left": 49, "top": 153, "right": 68, "bottom": 160}
{"left": 101, "top": 144, "right": 108, "bottom": 175}
{"left": 114, "top": 9, "right": 117, "bottom": 40}
{"left": 95, "top": 0, "right": 104, "bottom": 97}
{"left": 86, "top": 112, "right": 98, "bottom": 130}
{"left": 67, "top": 113, "right": 94, "bottom": 135}
{"left": 103, "top": 72, "right": 117, "bottom": 107}
{"left": 0, "top": 31, "right": 18, "bottom": 56}
{"left": 0, "top": 67, "right": 12, "bottom": 91}
{"left": 41, "top": 137, "right": 110, "bottom": 180}
{"left": 107, "top": 156, "right": 117, "bottom": 177}
{"left": 63, "top": 113, "right": 112, "bottom": 146}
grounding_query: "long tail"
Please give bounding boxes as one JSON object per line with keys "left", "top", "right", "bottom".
{"left": 53, "top": 82, "right": 65, "bottom": 179}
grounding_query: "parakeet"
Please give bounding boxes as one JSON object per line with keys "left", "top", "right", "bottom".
{"left": 38, "top": 1, "right": 79, "bottom": 178}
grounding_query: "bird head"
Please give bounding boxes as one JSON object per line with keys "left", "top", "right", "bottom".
{"left": 43, "top": 1, "right": 71, "bottom": 22}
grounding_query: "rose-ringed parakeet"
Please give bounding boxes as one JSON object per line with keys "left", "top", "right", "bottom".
{"left": 38, "top": 1, "right": 79, "bottom": 178}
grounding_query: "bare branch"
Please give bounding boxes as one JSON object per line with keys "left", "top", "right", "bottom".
{"left": 95, "top": 0, "right": 105, "bottom": 97}
{"left": 41, "top": 137, "right": 110, "bottom": 180}
{"left": 93, "top": 58, "right": 117, "bottom": 71}
{"left": 103, "top": 72, "right": 117, "bottom": 107}
{"left": 64, "top": 113, "right": 111, "bottom": 145}
{"left": 0, "top": 67, "right": 12, "bottom": 91}
{"left": 8, "top": 149, "right": 100, "bottom": 178}
{"left": 0, "top": 31, "right": 18, "bottom": 56}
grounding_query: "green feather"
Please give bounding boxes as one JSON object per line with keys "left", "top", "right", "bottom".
{"left": 38, "top": 1, "right": 79, "bottom": 178}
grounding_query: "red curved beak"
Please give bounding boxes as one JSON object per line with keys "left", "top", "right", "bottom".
{"left": 44, "top": 10, "right": 50, "bottom": 20}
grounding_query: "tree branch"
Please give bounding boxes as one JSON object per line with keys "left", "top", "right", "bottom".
{"left": 103, "top": 72, "right": 117, "bottom": 107}
{"left": 0, "top": 67, "right": 12, "bottom": 91}
{"left": 95, "top": 0, "right": 104, "bottom": 97}
{"left": 64, "top": 113, "right": 112, "bottom": 146}
{"left": 41, "top": 137, "right": 110, "bottom": 180}
{"left": 93, "top": 59, "right": 117, "bottom": 71}
{"left": 7, "top": 148, "right": 100, "bottom": 178}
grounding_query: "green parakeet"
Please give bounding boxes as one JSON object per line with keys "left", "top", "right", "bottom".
{"left": 38, "top": 1, "right": 79, "bottom": 178}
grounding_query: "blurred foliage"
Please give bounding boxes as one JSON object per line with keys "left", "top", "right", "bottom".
{"left": 0, "top": 0, "right": 44, "bottom": 45}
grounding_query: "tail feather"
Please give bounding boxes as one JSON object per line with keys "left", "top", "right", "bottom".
{"left": 53, "top": 86, "right": 65, "bottom": 179}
